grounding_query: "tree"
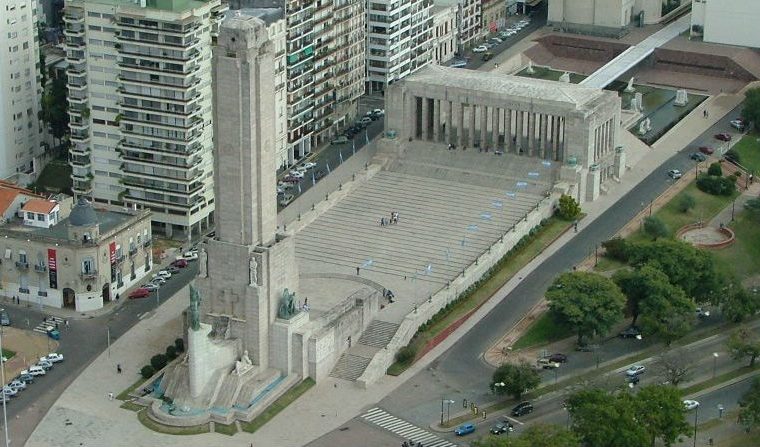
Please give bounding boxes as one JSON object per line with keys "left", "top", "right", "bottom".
{"left": 722, "top": 286, "right": 760, "bottom": 323}
{"left": 742, "top": 87, "right": 760, "bottom": 127}
{"left": 739, "top": 377, "right": 760, "bottom": 432}
{"left": 643, "top": 216, "right": 669, "bottom": 240}
{"left": 140, "top": 365, "right": 155, "bottom": 379}
{"left": 635, "top": 385, "right": 690, "bottom": 447}
{"left": 557, "top": 194, "right": 581, "bottom": 221}
{"left": 696, "top": 173, "right": 736, "bottom": 196}
{"left": 547, "top": 272, "right": 626, "bottom": 345}
{"left": 728, "top": 328, "right": 760, "bottom": 367}
{"left": 655, "top": 348, "right": 694, "bottom": 386}
{"left": 634, "top": 265, "right": 694, "bottom": 345}
{"left": 474, "top": 424, "right": 580, "bottom": 447}
{"left": 40, "top": 76, "right": 69, "bottom": 145}
{"left": 150, "top": 353, "right": 168, "bottom": 371}
{"left": 567, "top": 389, "right": 648, "bottom": 447}
{"left": 707, "top": 162, "right": 723, "bottom": 177}
{"left": 490, "top": 362, "right": 540, "bottom": 400}
{"left": 676, "top": 194, "right": 696, "bottom": 213}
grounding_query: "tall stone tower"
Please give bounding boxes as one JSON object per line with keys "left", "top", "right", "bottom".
{"left": 189, "top": 13, "right": 299, "bottom": 396}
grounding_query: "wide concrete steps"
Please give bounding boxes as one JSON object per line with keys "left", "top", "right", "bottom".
{"left": 234, "top": 368, "right": 282, "bottom": 409}
{"left": 330, "top": 353, "right": 373, "bottom": 381}
{"left": 210, "top": 372, "right": 242, "bottom": 410}
{"left": 358, "top": 320, "right": 400, "bottom": 348}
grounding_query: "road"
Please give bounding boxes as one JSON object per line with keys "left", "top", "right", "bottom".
{"left": 1, "top": 261, "right": 198, "bottom": 445}
{"left": 461, "top": 10, "right": 546, "bottom": 71}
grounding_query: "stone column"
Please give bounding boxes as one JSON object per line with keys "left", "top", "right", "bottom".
{"left": 469, "top": 105, "right": 477, "bottom": 147}
{"left": 433, "top": 99, "right": 441, "bottom": 142}
{"left": 421, "top": 97, "right": 430, "bottom": 141}
{"left": 541, "top": 114, "right": 550, "bottom": 159}
{"left": 504, "top": 108, "right": 513, "bottom": 153}
{"left": 515, "top": 110, "right": 523, "bottom": 154}
{"left": 491, "top": 107, "right": 499, "bottom": 149}
{"left": 556, "top": 117, "right": 564, "bottom": 161}
{"left": 527, "top": 112, "right": 536, "bottom": 157}
{"left": 480, "top": 105, "right": 488, "bottom": 148}
{"left": 445, "top": 101, "right": 453, "bottom": 144}
{"left": 407, "top": 94, "right": 418, "bottom": 140}
{"left": 457, "top": 103, "right": 466, "bottom": 147}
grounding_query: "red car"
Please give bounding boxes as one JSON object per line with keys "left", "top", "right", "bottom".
{"left": 129, "top": 288, "right": 151, "bottom": 299}
{"left": 699, "top": 146, "right": 715, "bottom": 155}
{"left": 714, "top": 133, "right": 732, "bottom": 142}
{"left": 171, "top": 258, "right": 188, "bottom": 268}
{"left": 283, "top": 176, "right": 301, "bottom": 183}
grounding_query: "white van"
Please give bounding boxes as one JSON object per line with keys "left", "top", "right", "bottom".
{"left": 26, "top": 366, "right": 46, "bottom": 376}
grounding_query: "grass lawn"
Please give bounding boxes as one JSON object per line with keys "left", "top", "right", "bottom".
{"left": 33, "top": 159, "right": 72, "bottom": 194}
{"left": 120, "top": 401, "right": 143, "bottom": 412}
{"left": 214, "top": 422, "right": 238, "bottom": 436}
{"left": 594, "top": 256, "right": 627, "bottom": 273}
{"left": 512, "top": 313, "right": 573, "bottom": 350}
{"left": 730, "top": 132, "right": 760, "bottom": 174}
{"left": 2, "top": 349, "right": 15, "bottom": 360}
{"left": 714, "top": 211, "right": 760, "bottom": 281}
{"left": 387, "top": 217, "right": 574, "bottom": 375}
{"left": 117, "top": 377, "right": 146, "bottom": 401}
{"left": 239, "top": 378, "right": 315, "bottom": 434}
{"left": 136, "top": 409, "right": 210, "bottom": 435}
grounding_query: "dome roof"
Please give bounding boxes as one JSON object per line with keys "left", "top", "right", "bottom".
{"left": 69, "top": 197, "right": 98, "bottom": 226}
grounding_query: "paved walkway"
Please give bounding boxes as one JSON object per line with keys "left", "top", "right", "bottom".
{"left": 24, "top": 87, "right": 749, "bottom": 447}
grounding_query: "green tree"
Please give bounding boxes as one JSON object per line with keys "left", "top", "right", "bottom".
{"left": 567, "top": 389, "right": 648, "bottom": 447}
{"left": 742, "top": 87, "right": 760, "bottom": 127}
{"left": 643, "top": 216, "right": 669, "bottom": 240}
{"left": 728, "top": 328, "right": 760, "bottom": 367}
{"left": 676, "top": 194, "right": 696, "bottom": 213}
{"left": 557, "top": 194, "right": 581, "bottom": 220}
{"left": 722, "top": 286, "right": 760, "bottom": 323}
{"left": 739, "top": 377, "right": 760, "bottom": 432}
{"left": 547, "top": 272, "right": 626, "bottom": 345}
{"left": 474, "top": 424, "right": 580, "bottom": 447}
{"left": 490, "top": 362, "right": 540, "bottom": 400}
{"left": 635, "top": 385, "right": 690, "bottom": 447}
{"left": 41, "top": 77, "right": 69, "bottom": 145}
{"left": 707, "top": 162, "right": 723, "bottom": 177}
{"left": 634, "top": 265, "right": 694, "bottom": 345}
{"left": 614, "top": 263, "right": 691, "bottom": 331}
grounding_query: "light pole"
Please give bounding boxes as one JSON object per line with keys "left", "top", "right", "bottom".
{"left": 692, "top": 404, "right": 699, "bottom": 447}
{"left": 440, "top": 397, "right": 445, "bottom": 425}
{"left": 445, "top": 399, "right": 455, "bottom": 423}
{"left": 712, "top": 352, "right": 719, "bottom": 379}
{"left": 0, "top": 329, "right": 9, "bottom": 447}
{"left": 107, "top": 325, "right": 111, "bottom": 359}
{"left": 155, "top": 287, "right": 160, "bottom": 310}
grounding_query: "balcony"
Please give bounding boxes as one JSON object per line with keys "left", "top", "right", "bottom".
{"left": 34, "top": 264, "right": 47, "bottom": 273}
{"left": 80, "top": 270, "right": 98, "bottom": 280}
{"left": 129, "top": 247, "right": 138, "bottom": 257}
{"left": 63, "top": 14, "right": 84, "bottom": 25}
{"left": 15, "top": 261, "right": 29, "bottom": 270}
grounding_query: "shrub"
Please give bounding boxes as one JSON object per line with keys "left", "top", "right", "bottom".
{"left": 602, "top": 237, "right": 629, "bottom": 261}
{"left": 395, "top": 345, "right": 418, "bottom": 365}
{"left": 174, "top": 338, "right": 185, "bottom": 353}
{"left": 557, "top": 194, "right": 581, "bottom": 220}
{"left": 140, "top": 365, "right": 156, "bottom": 379}
{"left": 150, "top": 354, "right": 168, "bottom": 371}
{"left": 677, "top": 194, "right": 696, "bottom": 213}
{"left": 707, "top": 162, "right": 723, "bottom": 177}
{"left": 643, "top": 216, "right": 669, "bottom": 240}
{"left": 166, "top": 345, "right": 178, "bottom": 360}
{"left": 697, "top": 174, "right": 736, "bottom": 196}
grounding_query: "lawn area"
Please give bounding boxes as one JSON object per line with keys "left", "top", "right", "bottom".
{"left": 386, "top": 217, "right": 574, "bottom": 375}
{"left": 137, "top": 409, "right": 210, "bottom": 435}
{"left": 214, "top": 422, "right": 238, "bottom": 436}
{"left": 512, "top": 313, "right": 572, "bottom": 350}
{"left": 33, "top": 159, "right": 72, "bottom": 194}
{"left": 594, "top": 256, "right": 627, "bottom": 273}
{"left": 731, "top": 132, "right": 760, "bottom": 174}
{"left": 2, "top": 349, "right": 15, "bottom": 360}
{"left": 117, "top": 377, "right": 146, "bottom": 401}
{"left": 714, "top": 211, "right": 760, "bottom": 281}
{"left": 240, "top": 378, "right": 315, "bottom": 434}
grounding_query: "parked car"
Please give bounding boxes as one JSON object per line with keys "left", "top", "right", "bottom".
{"left": 490, "top": 422, "right": 514, "bottom": 435}
{"left": 16, "top": 374, "right": 34, "bottom": 385}
{"left": 283, "top": 175, "right": 301, "bottom": 183}
{"left": 23, "top": 366, "right": 46, "bottom": 377}
{"left": 690, "top": 152, "right": 707, "bottom": 161}
{"left": 625, "top": 365, "right": 646, "bottom": 377}
{"left": 150, "top": 277, "right": 166, "bottom": 286}
{"left": 171, "top": 258, "right": 188, "bottom": 268}
{"left": 289, "top": 170, "right": 305, "bottom": 179}
{"left": 166, "top": 266, "right": 180, "bottom": 274}
{"left": 302, "top": 162, "right": 317, "bottom": 170}
{"left": 549, "top": 353, "right": 568, "bottom": 363}
{"left": 481, "top": 52, "right": 494, "bottom": 61}
{"left": 2, "top": 386, "right": 17, "bottom": 398}
{"left": 0, "top": 310, "right": 9, "bottom": 326}
{"left": 473, "top": 45, "right": 488, "bottom": 53}
{"left": 454, "top": 423, "right": 476, "bottom": 436}
{"left": 699, "top": 145, "right": 715, "bottom": 155}
{"left": 371, "top": 108, "right": 385, "bottom": 117}
{"left": 8, "top": 380, "right": 26, "bottom": 392}
{"left": 331, "top": 136, "right": 350, "bottom": 145}
{"left": 490, "top": 37, "right": 503, "bottom": 44}
{"left": 41, "top": 353, "right": 64, "bottom": 363}
{"left": 619, "top": 326, "right": 642, "bottom": 339}
{"left": 696, "top": 307, "right": 710, "bottom": 319}
{"left": 155, "top": 270, "right": 172, "bottom": 279}
{"left": 141, "top": 283, "right": 159, "bottom": 292}
{"left": 279, "top": 194, "right": 295, "bottom": 207}
{"left": 668, "top": 169, "right": 682, "bottom": 179}
{"left": 683, "top": 400, "right": 700, "bottom": 411}
{"left": 182, "top": 251, "right": 198, "bottom": 261}
{"left": 730, "top": 119, "right": 746, "bottom": 131}
{"left": 714, "top": 133, "right": 732, "bottom": 142}
{"left": 129, "top": 288, "right": 151, "bottom": 299}
{"left": 626, "top": 374, "right": 640, "bottom": 385}
{"left": 537, "top": 358, "right": 561, "bottom": 369}
{"left": 511, "top": 401, "right": 534, "bottom": 417}
{"left": 37, "top": 359, "right": 53, "bottom": 371}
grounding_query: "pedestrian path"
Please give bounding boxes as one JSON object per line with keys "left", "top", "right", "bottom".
{"left": 361, "top": 407, "right": 458, "bottom": 447}
{"left": 32, "top": 316, "right": 64, "bottom": 334}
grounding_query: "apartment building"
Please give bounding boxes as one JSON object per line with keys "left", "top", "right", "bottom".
{"left": 1, "top": 0, "right": 44, "bottom": 182}
{"left": 366, "top": 0, "right": 433, "bottom": 94}
{"left": 435, "top": 0, "right": 481, "bottom": 53}
{"left": 431, "top": 4, "right": 457, "bottom": 65}
{"left": 62, "top": 0, "right": 227, "bottom": 239}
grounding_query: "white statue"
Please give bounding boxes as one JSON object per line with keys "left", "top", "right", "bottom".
{"left": 645, "top": 118, "right": 652, "bottom": 131}
{"left": 234, "top": 350, "right": 253, "bottom": 376}
{"left": 638, "top": 120, "right": 648, "bottom": 136}
{"left": 628, "top": 96, "right": 640, "bottom": 112}
{"left": 249, "top": 256, "right": 258, "bottom": 286}
{"left": 199, "top": 247, "right": 207, "bottom": 278}
{"left": 625, "top": 77, "right": 636, "bottom": 93}
{"left": 674, "top": 89, "right": 688, "bottom": 107}
{"left": 559, "top": 72, "right": 570, "bottom": 83}
{"left": 526, "top": 60, "right": 535, "bottom": 74}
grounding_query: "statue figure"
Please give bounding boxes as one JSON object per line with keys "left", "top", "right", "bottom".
{"left": 277, "top": 288, "right": 298, "bottom": 319}
{"left": 625, "top": 77, "right": 636, "bottom": 93}
{"left": 199, "top": 247, "right": 207, "bottom": 278}
{"left": 189, "top": 284, "right": 201, "bottom": 331}
{"left": 249, "top": 256, "right": 258, "bottom": 286}
{"left": 638, "top": 120, "right": 648, "bottom": 136}
{"left": 526, "top": 60, "right": 535, "bottom": 74}
{"left": 233, "top": 350, "right": 254, "bottom": 376}
{"left": 559, "top": 72, "right": 570, "bottom": 83}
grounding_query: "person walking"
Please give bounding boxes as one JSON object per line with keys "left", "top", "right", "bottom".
{"left": 117, "top": 364, "right": 122, "bottom": 374}
{"left": 356, "top": 266, "right": 360, "bottom": 275}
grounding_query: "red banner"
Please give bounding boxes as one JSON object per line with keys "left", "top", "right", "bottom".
{"left": 47, "top": 249, "right": 57, "bottom": 271}
{"left": 109, "top": 242, "right": 116, "bottom": 265}
{"left": 48, "top": 248, "right": 57, "bottom": 289}
{"left": 490, "top": 22, "right": 497, "bottom": 32}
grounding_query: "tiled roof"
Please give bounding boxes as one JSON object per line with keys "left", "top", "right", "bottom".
{"left": 21, "top": 199, "right": 57, "bottom": 215}
{"left": 0, "top": 181, "right": 46, "bottom": 216}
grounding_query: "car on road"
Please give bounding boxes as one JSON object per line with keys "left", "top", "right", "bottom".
{"left": 454, "top": 423, "right": 476, "bottom": 436}
{"left": 141, "top": 283, "right": 159, "bottom": 292}
{"left": 481, "top": 52, "right": 494, "bottom": 62}
{"left": 41, "top": 353, "right": 64, "bottom": 363}
{"left": 371, "top": 108, "right": 384, "bottom": 117}
{"left": 0, "top": 310, "right": 9, "bottom": 326}
{"left": 155, "top": 270, "right": 172, "bottom": 279}
{"left": 668, "top": 169, "right": 682, "bottom": 179}
{"left": 16, "top": 373, "right": 34, "bottom": 384}
{"left": 302, "top": 162, "right": 317, "bottom": 170}
{"left": 484, "top": 42, "right": 495, "bottom": 49}
{"left": 490, "top": 422, "right": 514, "bottom": 435}
{"left": 473, "top": 45, "right": 488, "bottom": 53}
{"left": 24, "top": 366, "right": 46, "bottom": 377}
{"left": 690, "top": 152, "right": 707, "bottom": 161}
{"left": 331, "top": 136, "right": 350, "bottom": 145}
{"left": 625, "top": 365, "right": 646, "bottom": 377}
{"left": 512, "top": 401, "right": 534, "bottom": 417}
{"left": 171, "top": 258, "right": 188, "bottom": 268}
{"left": 714, "top": 133, "right": 732, "bottom": 142}
{"left": 129, "top": 288, "right": 151, "bottom": 299}
{"left": 288, "top": 170, "right": 305, "bottom": 179}
{"left": 37, "top": 359, "right": 53, "bottom": 371}
{"left": 283, "top": 175, "right": 301, "bottom": 183}
{"left": 626, "top": 374, "right": 640, "bottom": 385}
{"left": 730, "top": 119, "right": 746, "bottom": 131}
{"left": 619, "top": 326, "right": 642, "bottom": 339}
{"left": 182, "top": 251, "right": 198, "bottom": 261}
{"left": 278, "top": 194, "right": 295, "bottom": 207}
{"left": 150, "top": 277, "right": 166, "bottom": 286}
{"left": 490, "top": 37, "right": 503, "bottom": 44}
{"left": 537, "top": 358, "right": 561, "bottom": 369}
{"left": 2, "top": 386, "right": 17, "bottom": 398}
{"left": 166, "top": 266, "right": 181, "bottom": 274}
{"left": 699, "top": 145, "right": 715, "bottom": 155}
{"left": 8, "top": 380, "right": 26, "bottom": 392}
{"left": 683, "top": 400, "right": 700, "bottom": 411}
{"left": 359, "top": 116, "right": 373, "bottom": 125}
{"left": 549, "top": 353, "right": 568, "bottom": 363}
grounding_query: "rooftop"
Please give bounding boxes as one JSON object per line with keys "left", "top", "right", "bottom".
{"left": 81, "top": 0, "right": 218, "bottom": 14}
{"left": 401, "top": 65, "right": 614, "bottom": 111}
{"left": 226, "top": 7, "right": 283, "bottom": 24}
{"left": 0, "top": 181, "right": 45, "bottom": 216}
{"left": 21, "top": 199, "right": 58, "bottom": 215}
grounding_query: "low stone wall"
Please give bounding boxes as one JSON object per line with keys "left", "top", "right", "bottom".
{"left": 651, "top": 49, "right": 757, "bottom": 81}
{"left": 535, "top": 35, "right": 630, "bottom": 63}
{"left": 355, "top": 192, "right": 559, "bottom": 388}
{"left": 676, "top": 222, "right": 736, "bottom": 249}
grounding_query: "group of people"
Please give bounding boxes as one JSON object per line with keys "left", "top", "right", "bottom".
{"left": 379, "top": 211, "right": 401, "bottom": 226}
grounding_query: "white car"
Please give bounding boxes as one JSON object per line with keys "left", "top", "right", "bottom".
{"left": 2, "top": 386, "right": 17, "bottom": 398}
{"left": 156, "top": 270, "right": 172, "bottom": 278}
{"left": 151, "top": 277, "right": 166, "bottom": 286}
{"left": 289, "top": 170, "right": 305, "bottom": 179}
{"left": 625, "top": 365, "right": 646, "bottom": 377}
{"left": 38, "top": 359, "right": 53, "bottom": 371}
{"left": 182, "top": 251, "right": 198, "bottom": 261}
{"left": 301, "top": 162, "right": 317, "bottom": 170}
{"left": 473, "top": 45, "right": 488, "bottom": 53}
{"left": 8, "top": 380, "right": 26, "bottom": 391}
{"left": 371, "top": 108, "right": 385, "bottom": 116}
{"left": 668, "top": 169, "right": 682, "bottom": 179}
{"left": 490, "top": 37, "right": 503, "bottom": 44}
{"left": 41, "top": 353, "right": 64, "bottom": 363}
{"left": 141, "top": 283, "right": 159, "bottom": 292}
{"left": 730, "top": 119, "right": 746, "bottom": 130}
{"left": 683, "top": 400, "right": 700, "bottom": 411}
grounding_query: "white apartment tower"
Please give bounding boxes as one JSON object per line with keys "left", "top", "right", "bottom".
{"left": 63, "top": 0, "right": 227, "bottom": 238}
{"left": 1, "top": 0, "right": 44, "bottom": 181}
{"left": 366, "top": 0, "right": 433, "bottom": 93}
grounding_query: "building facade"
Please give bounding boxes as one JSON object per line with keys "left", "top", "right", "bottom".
{"left": 0, "top": 197, "right": 153, "bottom": 312}
{"left": 0, "top": 0, "right": 44, "bottom": 182}
{"left": 62, "top": 0, "right": 227, "bottom": 239}
{"left": 435, "top": 0, "right": 481, "bottom": 52}
{"left": 547, "top": 0, "right": 663, "bottom": 35}
{"left": 431, "top": 4, "right": 457, "bottom": 65}
{"left": 481, "top": 0, "right": 507, "bottom": 33}
{"left": 366, "top": 0, "right": 433, "bottom": 93}
{"left": 692, "top": 0, "right": 760, "bottom": 49}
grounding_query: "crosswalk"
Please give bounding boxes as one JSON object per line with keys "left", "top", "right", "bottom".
{"left": 33, "top": 316, "right": 64, "bottom": 334}
{"left": 361, "top": 407, "right": 458, "bottom": 447}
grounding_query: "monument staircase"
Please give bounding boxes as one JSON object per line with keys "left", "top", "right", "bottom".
{"left": 330, "top": 320, "right": 399, "bottom": 381}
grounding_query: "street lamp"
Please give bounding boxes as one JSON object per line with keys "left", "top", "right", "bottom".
{"left": 712, "top": 352, "right": 719, "bottom": 379}
{"left": 0, "top": 329, "right": 9, "bottom": 447}
{"left": 692, "top": 404, "right": 699, "bottom": 447}
{"left": 445, "top": 399, "right": 455, "bottom": 423}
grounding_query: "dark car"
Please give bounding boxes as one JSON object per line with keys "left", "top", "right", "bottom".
{"left": 0, "top": 311, "right": 9, "bottom": 326}
{"left": 511, "top": 401, "right": 533, "bottom": 417}
{"left": 490, "top": 422, "right": 514, "bottom": 435}
{"left": 549, "top": 353, "right": 568, "bottom": 363}
{"left": 283, "top": 175, "right": 301, "bottom": 183}
{"left": 714, "top": 133, "right": 732, "bottom": 142}
{"left": 314, "top": 170, "right": 326, "bottom": 180}
{"left": 481, "top": 52, "right": 494, "bottom": 61}
{"left": 699, "top": 145, "right": 715, "bottom": 155}
{"left": 171, "top": 258, "right": 188, "bottom": 268}
{"left": 166, "top": 266, "right": 180, "bottom": 274}
{"left": 129, "top": 288, "right": 151, "bottom": 299}
{"left": 619, "top": 326, "right": 642, "bottom": 339}
{"left": 690, "top": 152, "right": 707, "bottom": 161}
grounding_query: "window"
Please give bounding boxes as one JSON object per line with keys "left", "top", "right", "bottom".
{"left": 36, "top": 213, "right": 44, "bottom": 221}
{"left": 18, "top": 251, "right": 27, "bottom": 263}
{"left": 26, "top": 212, "right": 33, "bottom": 219}
{"left": 82, "top": 257, "right": 95, "bottom": 273}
